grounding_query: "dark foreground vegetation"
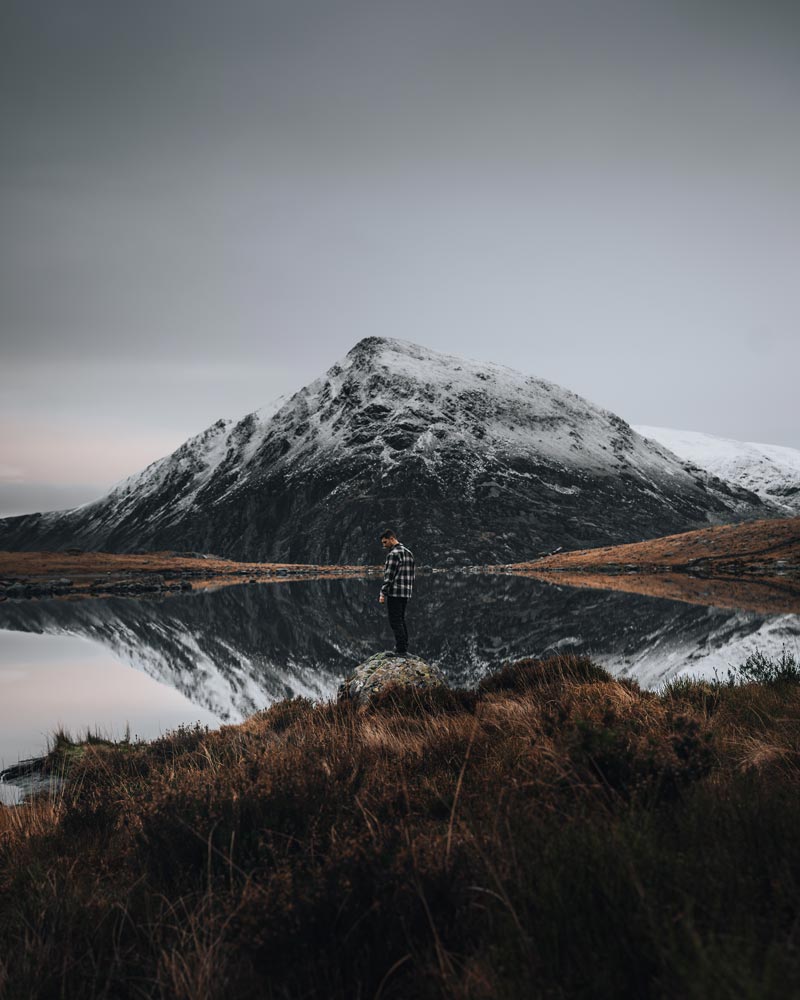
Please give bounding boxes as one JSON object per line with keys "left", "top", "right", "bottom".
{"left": 1, "top": 652, "right": 799, "bottom": 999}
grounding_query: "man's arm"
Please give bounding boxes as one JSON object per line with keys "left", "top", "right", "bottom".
{"left": 380, "top": 550, "right": 399, "bottom": 597}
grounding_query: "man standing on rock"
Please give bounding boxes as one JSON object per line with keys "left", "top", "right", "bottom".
{"left": 378, "top": 529, "right": 415, "bottom": 656}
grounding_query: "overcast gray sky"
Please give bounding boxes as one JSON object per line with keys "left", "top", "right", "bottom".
{"left": 2, "top": 0, "right": 798, "bottom": 516}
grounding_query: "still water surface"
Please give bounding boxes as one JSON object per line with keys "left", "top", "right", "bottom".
{"left": 1, "top": 572, "right": 798, "bottom": 772}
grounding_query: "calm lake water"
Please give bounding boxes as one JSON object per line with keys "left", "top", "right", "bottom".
{"left": 1, "top": 572, "right": 799, "bottom": 777}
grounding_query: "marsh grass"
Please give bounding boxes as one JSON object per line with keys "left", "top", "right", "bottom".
{"left": 0, "top": 653, "right": 799, "bottom": 998}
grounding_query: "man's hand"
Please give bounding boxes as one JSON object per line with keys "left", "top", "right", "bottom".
{"left": 378, "top": 593, "right": 385, "bottom": 604}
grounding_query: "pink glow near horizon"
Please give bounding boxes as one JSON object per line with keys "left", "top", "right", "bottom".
{"left": 0, "top": 421, "right": 187, "bottom": 486}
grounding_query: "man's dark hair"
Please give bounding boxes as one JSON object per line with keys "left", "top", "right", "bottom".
{"left": 380, "top": 528, "right": 397, "bottom": 541}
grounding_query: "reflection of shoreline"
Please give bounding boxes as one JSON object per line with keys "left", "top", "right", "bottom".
{"left": 0, "top": 758, "right": 56, "bottom": 805}
{"left": 66, "top": 570, "right": 375, "bottom": 602}
{"left": 512, "top": 569, "right": 800, "bottom": 615}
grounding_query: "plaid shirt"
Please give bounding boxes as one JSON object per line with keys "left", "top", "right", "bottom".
{"left": 380, "top": 542, "right": 415, "bottom": 598}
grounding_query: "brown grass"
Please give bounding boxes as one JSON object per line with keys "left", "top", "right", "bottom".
{"left": 511, "top": 515, "right": 800, "bottom": 573}
{"left": 0, "top": 549, "right": 374, "bottom": 599}
{"left": 1, "top": 654, "right": 799, "bottom": 998}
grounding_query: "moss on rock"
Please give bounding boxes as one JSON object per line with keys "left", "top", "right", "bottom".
{"left": 338, "top": 650, "right": 447, "bottom": 705}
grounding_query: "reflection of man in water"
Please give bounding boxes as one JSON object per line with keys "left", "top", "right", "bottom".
{"left": 378, "top": 529, "right": 415, "bottom": 656}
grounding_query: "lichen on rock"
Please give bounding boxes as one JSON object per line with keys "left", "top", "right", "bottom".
{"left": 337, "top": 650, "right": 447, "bottom": 705}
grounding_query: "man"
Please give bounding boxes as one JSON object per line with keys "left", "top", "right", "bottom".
{"left": 378, "top": 528, "right": 415, "bottom": 656}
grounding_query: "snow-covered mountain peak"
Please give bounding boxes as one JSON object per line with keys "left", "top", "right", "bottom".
{"left": 254, "top": 336, "right": 687, "bottom": 481}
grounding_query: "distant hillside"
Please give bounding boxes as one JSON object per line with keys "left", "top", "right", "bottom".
{"left": 516, "top": 515, "right": 800, "bottom": 575}
{"left": 635, "top": 425, "right": 800, "bottom": 513}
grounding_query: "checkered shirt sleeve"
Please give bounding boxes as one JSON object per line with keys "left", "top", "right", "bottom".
{"left": 380, "top": 544, "right": 415, "bottom": 598}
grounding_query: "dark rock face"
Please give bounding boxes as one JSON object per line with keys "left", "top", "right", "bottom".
{"left": 337, "top": 650, "right": 448, "bottom": 705}
{"left": 0, "top": 337, "right": 778, "bottom": 564}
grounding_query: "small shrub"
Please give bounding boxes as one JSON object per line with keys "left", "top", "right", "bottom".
{"left": 148, "top": 721, "right": 211, "bottom": 759}
{"left": 253, "top": 695, "right": 315, "bottom": 734}
{"left": 720, "top": 647, "right": 800, "bottom": 687}
{"left": 477, "top": 654, "right": 613, "bottom": 694}
{"left": 565, "top": 707, "right": 715, "bottom": 805}
{"left": 658, "top": 676, "right": 722, "bottom": 717}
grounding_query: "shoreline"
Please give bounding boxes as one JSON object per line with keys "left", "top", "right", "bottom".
{"left": 1, "top": 516, "right": 798, "bottom": 604}
{"left": 508, "top": 515, "right": 800, "bottom": 578}
{"left": 0, "top": 549, "right": 380, "bottom": 601}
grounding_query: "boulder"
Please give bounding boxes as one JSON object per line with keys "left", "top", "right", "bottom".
{"left": 338, "top": 650, "right": 447, "bottom": 705}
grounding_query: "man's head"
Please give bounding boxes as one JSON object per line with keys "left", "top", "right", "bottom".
{"left": 380, "top": 528, "right": 398, "bottom": 549}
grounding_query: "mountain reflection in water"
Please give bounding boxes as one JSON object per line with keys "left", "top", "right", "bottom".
{"left": 0, "top": 574, "right": 798, "bottom": 729}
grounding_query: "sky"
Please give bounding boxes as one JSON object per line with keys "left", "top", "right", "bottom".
{"left": 2, "top": 0, "right": 799, "bottom": 517}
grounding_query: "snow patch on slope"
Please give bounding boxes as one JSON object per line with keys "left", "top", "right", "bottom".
{"left": 635, "top": 426, "right": 800, "bottom": 513}
{"left": 595, "top": 612, "right": 800, "bottom": 689}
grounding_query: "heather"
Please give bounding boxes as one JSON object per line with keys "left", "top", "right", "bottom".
{"left": 1, "top": 653, "right": 799, "bottom": 999}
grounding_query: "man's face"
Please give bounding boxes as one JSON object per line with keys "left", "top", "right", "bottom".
{"left": 381, "top": 536, "right": 397, "bottom": 549}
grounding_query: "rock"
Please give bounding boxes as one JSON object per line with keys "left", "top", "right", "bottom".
{"left": 337, "top": 650, "right": 447, "bottom": 705}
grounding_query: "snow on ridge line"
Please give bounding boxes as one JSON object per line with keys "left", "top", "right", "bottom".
{"left": 266, "top": 337, "right": 684, "bottom": 477}
{"left": 634, "top": 424, "right": 800, "bottom": 511}
{"left": 635, "top": 425, "right": 800, "bottom": 468}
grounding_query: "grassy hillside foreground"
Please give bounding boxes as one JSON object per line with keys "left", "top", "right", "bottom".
{"left": 1, "top": 655, "right": 800, "bottom": 999}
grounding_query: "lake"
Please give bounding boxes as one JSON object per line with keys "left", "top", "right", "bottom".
{"left": 1, "top": 571, "right": 798, "bottom": 782}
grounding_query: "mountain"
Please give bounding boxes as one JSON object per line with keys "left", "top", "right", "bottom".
{"left": 633, "top": 426, "right": 800, "bottom": 514}
{"left": 0, "top": 337, "right": 778, "bottom": 564}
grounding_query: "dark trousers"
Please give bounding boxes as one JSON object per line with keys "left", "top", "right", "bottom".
{"left": 386, "top": 595, "right": 409, "bottom": 654}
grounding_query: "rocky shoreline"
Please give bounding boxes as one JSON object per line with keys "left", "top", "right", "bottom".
{"left": 0, "top": 549, "right": 378, "bottom": 602}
